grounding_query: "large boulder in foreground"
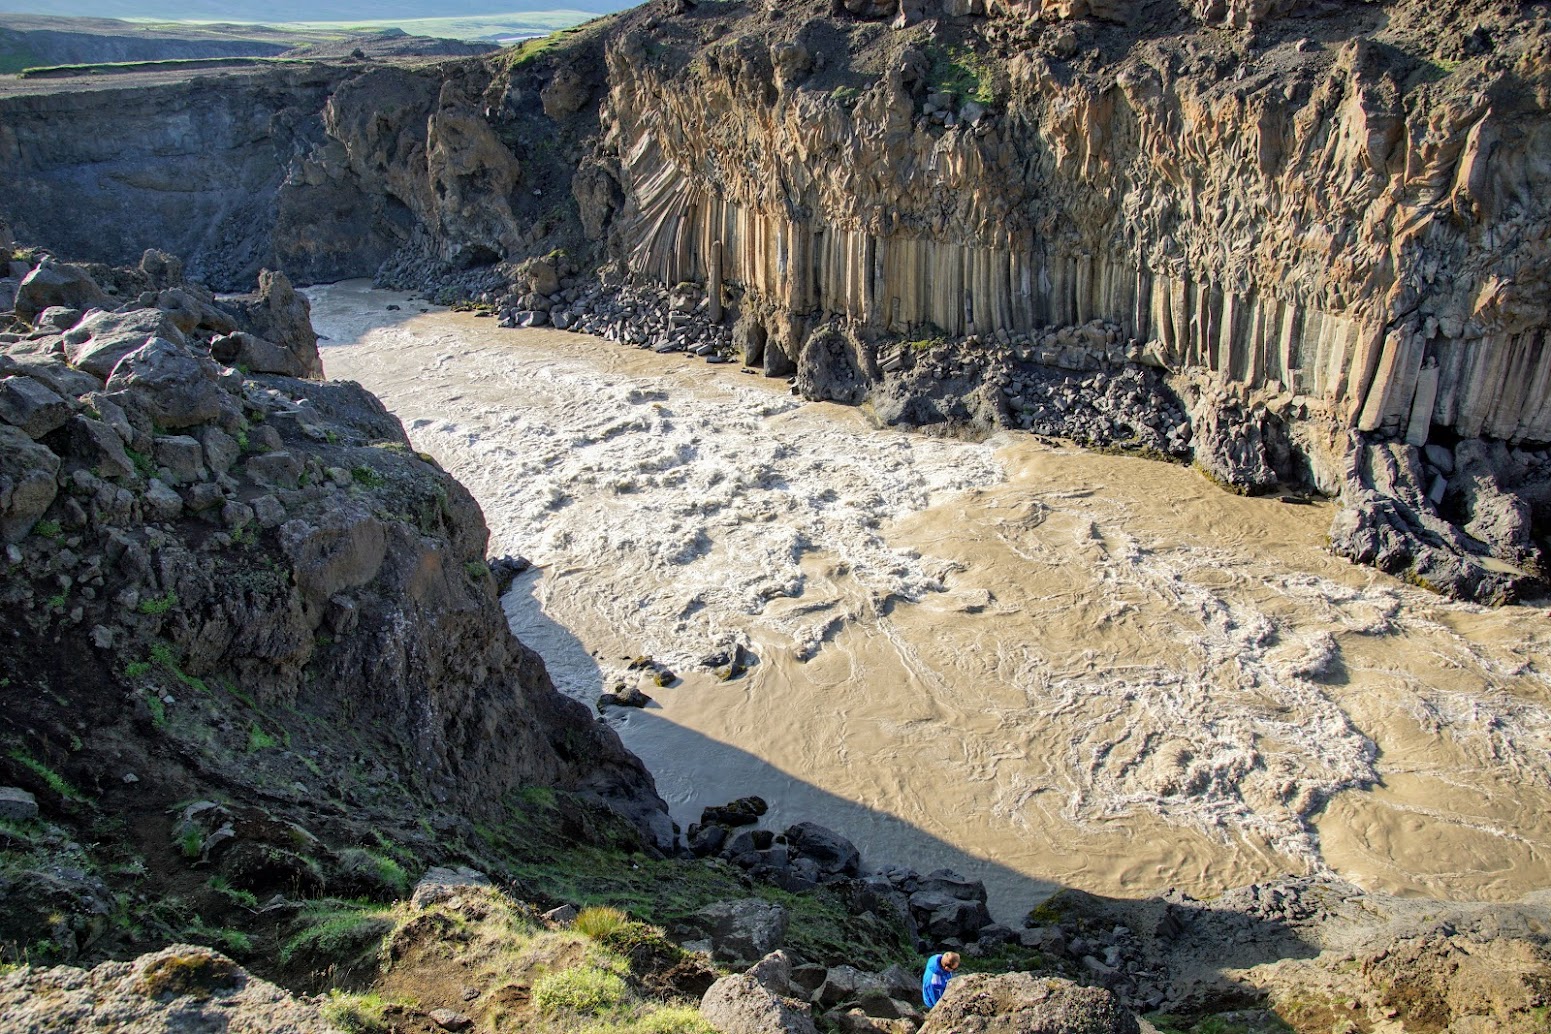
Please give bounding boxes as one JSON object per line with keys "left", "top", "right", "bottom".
{"left": 678, "top": 899, "right": 789, "bottom": 967}
{"left": 0, "top": 944, "right": 344, "bottom": 1033}
{"left": 224, "top": 269, "right": 323, "bottom": 379}
{"left": 918, "top": 973, "right": 1140, "bottom": 1034}
{"left": 702, "top": 969, "right": 818, "bottom": 1034}
{"left": 14, "top": 263, "right": 111, "bottom": 324}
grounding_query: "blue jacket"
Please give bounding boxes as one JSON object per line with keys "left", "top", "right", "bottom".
{"left": 921, "top": 954, "right": 954, "bottom": 1008}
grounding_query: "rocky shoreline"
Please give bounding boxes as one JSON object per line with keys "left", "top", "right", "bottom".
{"left": 376, "top": 250, "right": 1551, "bottom": 607}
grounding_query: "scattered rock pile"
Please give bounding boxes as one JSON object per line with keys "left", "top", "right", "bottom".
{"left": 683, "top": 798, "right": 1005, "bottom": 951}
{"left": 1329, "top": 434, "right": 1550, "bottom": 603}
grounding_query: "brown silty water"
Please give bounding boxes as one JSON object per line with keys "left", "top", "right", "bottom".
{"left": 310, "top": 281, "right": 1551, "bottom": 924}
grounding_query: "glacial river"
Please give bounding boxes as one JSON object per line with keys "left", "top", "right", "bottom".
{"left": 310, "top": 281, "right": 1551, "bottom": 924}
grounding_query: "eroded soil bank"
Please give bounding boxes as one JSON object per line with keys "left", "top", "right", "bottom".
{"left": 313, "top": 280, "right": 1551, "bottom": 924}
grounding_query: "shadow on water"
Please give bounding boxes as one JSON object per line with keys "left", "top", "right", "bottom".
{"left": 499, "top": 569, "right": 1057, "bottom": 924}
{"left": 500, "top": 569, "right": 1327, "bottom": 1013}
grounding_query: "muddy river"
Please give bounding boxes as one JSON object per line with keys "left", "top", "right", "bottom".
{"left": 309, "top": 281, "right": 1551, "bottom": 924}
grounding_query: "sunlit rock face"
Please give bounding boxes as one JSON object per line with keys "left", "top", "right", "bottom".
{"left": 600, "top": 0, "right": 1551, "bottom": 446}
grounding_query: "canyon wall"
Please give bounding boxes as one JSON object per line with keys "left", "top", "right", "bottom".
{"left": 600, "top": 0, "right": 1551, "bottom": 447}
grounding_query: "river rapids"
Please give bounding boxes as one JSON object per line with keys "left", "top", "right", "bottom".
{"left": 309, "top": 281, "right": 1551, "bottom": 924}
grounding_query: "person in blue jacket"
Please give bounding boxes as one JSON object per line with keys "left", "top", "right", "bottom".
{"left": 921, "top": 950, "right": 961, "bottom": 1008}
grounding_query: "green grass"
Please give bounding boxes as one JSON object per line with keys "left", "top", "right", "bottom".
{"left": 489, "top": 809, "right": 912, "bottom": 970}
{"left": 532, "top": 966, "right": 630, "bottom": 1017}
{"left": 183, "top": 916, "right": 253, "bottom": 955}
{"left": 138, "top": 591, "right": 179, "bottom": 615}
{"left": 6, "top": 749, "right": 82, "bottom": 801}
{"left": 148, "top": 641, "right": 210, "bottom": 695}
{"left": 124, "top": 447, "right": 157, "bottom": 479}
{"left": 178, "top": 827, "right": 204, "bottom": 859}
{"left": 17, "top": 55, "right": 304, "bottom": 78}
{"left": 247, "top": 724, "right": 279, "bottom": 752}
{"left": 351, "top": 465, "right": 385, "bottom": 488}
{"left": 279, "top": 900, "right": 397, "bottom": 966}
{"left": 31, "top": 520, "right": 61, "bottom": 540}
{"left": 146, "top": 694, "right": 167, "bottom": 728}
{"left": 926, "top": 44, "right": 1000, "bottom": 106}
{"left": 45, "top": 593, "right": 66, "bottom": 610}
{"left": 320, "top": 990, "right": 395, "bottom": 1034}
{"left": 209, "top": 875, "right": 260, "bottom": 910}
{"left": 579, "top": 1007, "right": 719, "bottom": 1034}
{"left": 518, "top": 785, "right": 556, "bottom": 808}
{"left": 222, "top": 679, "right": 259, "bottom": 710}
{"left": 124, "top": 661, "right": 153, "bottom": 679}
{"left": 339, "top": 847, "right": 412, "bottom": 896}
{"left": 574, "top": 905, "right": 630, "bottom": 941}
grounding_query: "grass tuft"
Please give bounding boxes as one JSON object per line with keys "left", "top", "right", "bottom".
{"left": 532, "top": 966, "right": 630, "bottom": 1017}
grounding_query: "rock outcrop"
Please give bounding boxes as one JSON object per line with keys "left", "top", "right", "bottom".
{"left": 919, "top": 972, "right": 1140, "bottom": 1034}
{"left": 0, "top": 944, "right": 343, "bottom": 1034}
{"left": 0, "top": 247, "right": 672, "bottom": 964}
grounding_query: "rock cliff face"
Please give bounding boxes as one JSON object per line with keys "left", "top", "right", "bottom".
{"left": 599, "top": 0, "right": 1551, "bottom": 449}
{"left": 2, "top": 0, "right": 1548, "bottom": 599}
{"left": 0, "top": 247, "right": 671, "bottom": 966}
{"left": 0, "top": 63, "right": 409, "bottom": 290}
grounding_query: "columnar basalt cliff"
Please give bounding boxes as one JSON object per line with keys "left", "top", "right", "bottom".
{"left": 1, "top": 0, "right": 1548, "bottom": 603}
{"left": 592, "top": 0, "right": 1551, "bottom": 458}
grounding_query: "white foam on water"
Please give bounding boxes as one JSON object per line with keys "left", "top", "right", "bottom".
{"left": 309, "top": 281, "right": 1551, "bottom": 912}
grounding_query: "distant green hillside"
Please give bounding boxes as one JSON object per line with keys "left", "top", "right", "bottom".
{"left": 0, "top": 1, "right": 633, "bottom": 23}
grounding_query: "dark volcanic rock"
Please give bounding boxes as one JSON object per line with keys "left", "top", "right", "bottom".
{"left": 918, "top": 973, "right": 1140, "bottom": 1034}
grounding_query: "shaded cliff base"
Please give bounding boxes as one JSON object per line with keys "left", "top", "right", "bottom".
{"left": 374, "top": 249, "right": 1551, "bottom": 607}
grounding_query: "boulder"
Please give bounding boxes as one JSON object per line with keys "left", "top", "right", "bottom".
{"left": 14, "top": 359, "right": 102, "bottom": 403}
{"left": 0, "top": 424, "right": 60, "bottom": 542}
{"left": 1190, "top": 395, "right": 1293, "bottom": 494}
{"left": 278, "top": 504, "right": 390, "bottom": 609}
{"left": 689, "top": 823, "right": 729, "bottom": 857}
{"left": 784, "top": 821, "right": 860, "bottom": 877}
{"left": 245, "top": 451, "right": 304, "bottom": 490}
{"left": 797, "top": 325, "right": 873, "bottom": 405}
{"left": 0, "top": 945, "right": 338, "bottom": 1029}
{"left": 14, "top": 263, "right": 110, "bottom": 323}
{"left": 702, "top": 795, "right": 768, "bottom": 827}
{"left": 411, "top": 865, "right": 493, "bottom": 909}
{"left": 210, "top": 331, "right": 313, "bottom": 378}
{"left": 701, "top": 971, "right": 819, "bottom": 1034}
{"left": 64, "top": 309, "right": 184, "bottom": 380}
{"left": 143, "top": 479, "right": 184, "bottom": 522}
{"left": 199, "top": 425, "right": 242, "bottom": 475}
{"left": 154, "top": 435, "right": 205, "bottom": 484}
{"left": 225, "top": 270, "right": 323, "bottom": 379}
{"left": 543, "top": 903, "right": 579, "bottom": 926}
{"left": 680, "top": 899, "right": 790, "bottom": 966}
{"left": 104, "top": 337, "right": 222, "bottom": 429}
{"left": 917, "top": 973, "right": 1140, "bottom": 1034}
{"left": 746, "top": 950, "right": 799, "bottom": 996}
{"left": 0, "top": 376, "right": 73, "bottom": 439}
{"left": 156, "top": 286, "right": 236, "bottom": 337}
{"left": 911, "top": 891, "right": 992, "bottom": 940}
{"left": 735, "top": 315, "right": 768, "bottom": 368}
{"left": 36, "top": 306, "right": 82, "bottom": 330}
{"left": 541, "top": 64, "right": 593, "bottom": 117}
{"left": 816, "top": 965, "right": 890, "bottom": 1009}
{"left": 0, "top": 864, "right": 115, "bottom": 961}
{"left": 0, "top": 787, "right": 38, "bottom": 821}
{"left": 60, "top": 416, "right": 134, "bottom": 480}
